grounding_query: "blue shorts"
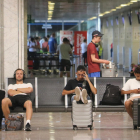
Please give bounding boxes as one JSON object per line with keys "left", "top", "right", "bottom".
{"left": 88, "top": 72, "right": 100, "bottom": 77}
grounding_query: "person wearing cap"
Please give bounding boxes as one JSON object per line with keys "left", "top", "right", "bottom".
{"left": 57, "top": 38, "right": 72, "bottom": 77}
{"left": 87, "top": 30, "right": 110, "bottom": 77}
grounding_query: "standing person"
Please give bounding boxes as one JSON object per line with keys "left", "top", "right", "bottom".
{"left": 87, "top": 30, "right": 110, "bottom": 77}
{"left": 39, "top": 37, "right": 45, "bottom": 49}
{"left": 27, "top": 37, "right": 36, "bottom": 59}
{"left": 98, "top": 41, "right": 103, "bottom": 59}
{"left": 48, "top": 33, "right": 57, "bottom": 54}
{"left": 57, "top": 38, "right": 72, "bottom": 77}
{"left": 81, "top": 39, "right": 87, "bottom": 66}
{"left": 42, "top": 38, "right": 49, "bottom": 52}
{"left": 110, "top": 43, "right": 113, "bottom": 59}
{"left": 35, "top": 37, "right": 40, "bottom": 53}
{"left": 2, "top": 69, "right": 33, "bottom": 131}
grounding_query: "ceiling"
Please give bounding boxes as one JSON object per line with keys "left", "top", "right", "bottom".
{"left": 27, "top": 0, "right": 140, "bottom": 21}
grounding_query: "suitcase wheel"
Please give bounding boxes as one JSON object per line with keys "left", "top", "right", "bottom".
{"left": 73, "top": 125, "right": 77, "bottom": 130}
{"left": 133, "top": 125, "right": 137, "bottom": 130}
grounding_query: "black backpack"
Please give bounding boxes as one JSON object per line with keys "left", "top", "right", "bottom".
{"left": 100, "top": 84, "right": 123, "bottom": 105}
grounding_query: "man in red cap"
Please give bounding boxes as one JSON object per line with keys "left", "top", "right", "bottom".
{"left": 87, "top": 30, "right": 110, "bottom": 77}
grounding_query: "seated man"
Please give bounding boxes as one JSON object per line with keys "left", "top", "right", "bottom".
{"left": 2, "top": 68, "right": 33, "bottom": 131}
{"left": 62, "top": 65, "right": 97, "bottom": 104}
{"left": 121, "top": 67, "right": 140, "bottom": 119}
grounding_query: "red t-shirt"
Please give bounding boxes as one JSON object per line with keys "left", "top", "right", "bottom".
{"left": 87, "top": 42, "right": 100, "bottom": 74}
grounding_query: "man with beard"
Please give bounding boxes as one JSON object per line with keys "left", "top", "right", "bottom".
{"left": 62, "top": 65, "right": 97, "bottom": 104}
{"left": 2, "top": 69, "right": 33, "bottom": 131}
{"left": 121, "top": 67, "right": 140, "bottom": 119}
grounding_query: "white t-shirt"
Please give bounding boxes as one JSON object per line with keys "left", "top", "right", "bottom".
{"left": 122, "top": 78, "right": 140, "bottom": 98}
{"left": 39, "top": 38, "right": 45, "bottom": 49}
{"left": 27, "top": 41, "right": 36, "bottom": 52}
{"left": 8, "top": 83, "right": 33, "bottom": 96}
{"left": 81, "top": 42, "right": 87, "bottom": 54}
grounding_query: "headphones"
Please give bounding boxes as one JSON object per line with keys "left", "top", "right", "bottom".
{"left": 14, "top": 68, "right": 26, "bottom": 80}
{"left": 91, "top": 41, "right": 98, "bottom": 48}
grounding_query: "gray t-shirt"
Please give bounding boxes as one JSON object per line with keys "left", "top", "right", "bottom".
{"left": 59, "top": 43, "right": 72, "bottom": 60}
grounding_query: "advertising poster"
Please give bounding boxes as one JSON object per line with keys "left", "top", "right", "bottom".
{"left": 74, "top": 31, "right": 87, "bottom": 55}
{"left": 60, "top": 30, "right": 73, "bottom": 44}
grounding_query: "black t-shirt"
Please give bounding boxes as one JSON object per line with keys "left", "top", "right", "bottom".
{"left": 64, "top": 78, "right": 93, "bottom": 96}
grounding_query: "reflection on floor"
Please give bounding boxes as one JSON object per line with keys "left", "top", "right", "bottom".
{"left": 1, "top": 112, "right": 140, "bottom": 140}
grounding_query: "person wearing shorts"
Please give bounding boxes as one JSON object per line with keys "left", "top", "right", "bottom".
{"left": 121, "top": 67, "right": 140, "bottom": 119}
{"left": 2, "top": 69, "right": 33, "bottom": 131}
{"left": 58, "top": 38, "right": 72, "bottom": 77}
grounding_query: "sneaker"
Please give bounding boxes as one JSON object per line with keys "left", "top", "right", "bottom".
{"left": 25, "top": 123, "right": 31, "bottom": 131}
{"left": 81, "top": 89, "right": 88, "bottom": 104}
{"left": 75, "top": 87, "right": 81, "bottom": 101}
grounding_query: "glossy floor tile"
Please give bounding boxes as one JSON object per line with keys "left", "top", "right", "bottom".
{"left": 1, "top": 112, "right": 140, "bottom": 140}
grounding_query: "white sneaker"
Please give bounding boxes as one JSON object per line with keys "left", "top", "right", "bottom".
{"left": 75, "top": 87, "right": 81, "bottom": 101}
{"left": 81, "top": 89, "right": 88, "bottom": 104}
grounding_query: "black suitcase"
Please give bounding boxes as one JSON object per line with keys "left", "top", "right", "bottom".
{"left": 0, "top": 90, "right": 5, "bottom": 127}
{"left": 133, "top": 98, "right": 140, "bottom": 129}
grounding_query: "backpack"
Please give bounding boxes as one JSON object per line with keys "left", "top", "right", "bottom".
{"left": 100, "top": 84, "right": 123, "bottom": 105}
{"left": 5, "top": 114, "right": 24, "bottom": 131}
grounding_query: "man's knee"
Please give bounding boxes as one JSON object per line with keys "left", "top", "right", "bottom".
{"left": 2, "top": 98, "right": 11, "bottom": 107}
{"left": 24, "top": 100, "right": 32, "bottom": 108}
{"left": 125, "top": 100, "right": 133, "bottom": 108}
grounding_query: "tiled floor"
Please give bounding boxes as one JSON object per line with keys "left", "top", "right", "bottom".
{"left": 1, "top": 112, "right": 140, "bottom": 140}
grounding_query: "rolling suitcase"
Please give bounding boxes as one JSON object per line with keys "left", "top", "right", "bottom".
{"left": 133, "top": 98, "right": 140, "bottom": 129}
{"left": 72, "top": 100, "right": 93, "bottom": 130}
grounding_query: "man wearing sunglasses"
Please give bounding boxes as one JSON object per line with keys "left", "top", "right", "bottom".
{"left": 62, "top": 65, "right": 97, "bottom": 104}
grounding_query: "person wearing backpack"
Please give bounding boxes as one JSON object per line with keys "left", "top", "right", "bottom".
{"left": 121, "top": 67, "right": 140, "bottom": 119}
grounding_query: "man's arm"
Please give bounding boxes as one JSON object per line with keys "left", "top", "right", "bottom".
{"left": 17, "top": 87, "right": 33, "bottom": 94}
{"left": 62, "top": 89, "right": 75, "bottom": 96}
{"left": 84, "top": 73, "right": 97, "bottom": 94}
{"left": 8, "top": 89, "right": 21, "bottom": 96}
{"left": 121, "top": 89, "right": 140, "bottom": 95}
{"left": 91, "top": 54, "right": 109, "bottom": 64}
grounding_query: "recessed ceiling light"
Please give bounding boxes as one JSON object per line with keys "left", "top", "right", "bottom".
{"left": 111, "top": 9, "right": 116, "bottom": 11}
{"left": 121, "top": 4, "right": 127, "bottom": 7}
{"left": 116, "top": 6, "right": 121, "bottom": 9}
{"left": 88, "top": 17, "right": 97, "bottom": 20}
{"left": 99, "top": 14, "right": 104, "bottom": 17}
{"left": 131, "top": 0, "right": 137, "bottom": 2}
{"left": 104, "top": 11, "right": 110, "bottom": 14}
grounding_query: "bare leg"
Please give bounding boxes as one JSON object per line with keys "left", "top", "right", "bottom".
{"left": 2, "top": 98, "right": 12, "bottom": 119}
{"left": 24, "top": 100, "right": 33, "bottom": 120}
{"left": 125, "top": 100, "right": 133, "bottom": 119}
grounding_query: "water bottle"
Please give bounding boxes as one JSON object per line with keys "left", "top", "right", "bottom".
{"left": 1, "top": 118, "right": 5, "bottom": 131}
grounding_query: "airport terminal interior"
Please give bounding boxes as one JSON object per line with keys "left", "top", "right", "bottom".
{"left": 1, "top": 0, "right": 140, "bottom": 139}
